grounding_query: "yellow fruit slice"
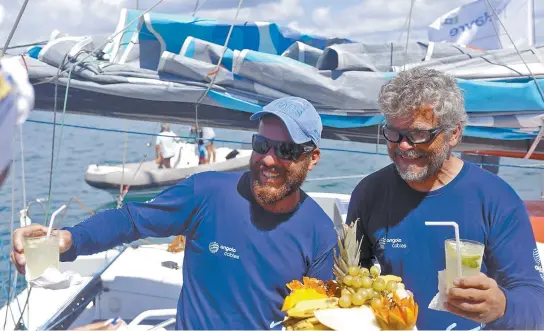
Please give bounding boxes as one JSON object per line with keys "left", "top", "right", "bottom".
{"left": 380, "top": 275, "right": 402, "bottom": 283}
{"left": 286, "top": 298, "right": 339, "bottom": 319}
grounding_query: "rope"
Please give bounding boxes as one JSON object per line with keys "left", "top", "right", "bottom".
{"left": 41, "top": 0, "right": 167, "bottom": 222}
{"left": 3, "top": 137, "right": 16, "bottom": 330}
{"left": 23, "top": 119, "right": 544, "bottom": 171}
{"left": 0, "top": 0, "right": 31, "bottom": 57}
{"left": 119, "top": 122, "right": 129, "bottom": 206}
{"left": 31, "top": 0, "right": 166, "bottom": 87}
{"left": 482, "top": 0, "right": 544, "bottom": 159}
{"left": 401, "top": 0, "right": 417, "bottom": 71}
{"left": 192, "top": 0, "right": 211, "bottom": 16}
{"left": 3, "top": 40, "right": 48, "bottom": 51}
{"left": 19, "top": 126, "right": 27, "bottom": 210}
{"left": 483, "top": 0, "right": 504, "bottom": 49}
{"left": 194, "top": 0, "right": 244, "bottom": 126}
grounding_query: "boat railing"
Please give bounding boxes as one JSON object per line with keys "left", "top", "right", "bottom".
{"left": 128, "top": 308, "right": 177, "bottom": 330}
{"left": 38, "top": 245, "right": 128, "bottom": 331}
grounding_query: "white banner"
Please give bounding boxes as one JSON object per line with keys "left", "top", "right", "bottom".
{"left": 428, "top": 0, "right": 534, "bottom": 50}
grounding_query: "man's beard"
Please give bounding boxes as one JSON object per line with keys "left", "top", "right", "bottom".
{"left": 390, "top": 143, "right": 450, "bottom": 183}
{"left": 250, "top": 156, "right": 310, "bottom": 206}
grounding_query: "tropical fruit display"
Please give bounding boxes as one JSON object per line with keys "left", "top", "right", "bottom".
{"left": 281, "top": 219, "right": 418, "bottom": 330}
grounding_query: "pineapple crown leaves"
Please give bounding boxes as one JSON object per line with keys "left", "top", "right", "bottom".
{"left": 335, "top": 218, "right": 364, "bottom": 270}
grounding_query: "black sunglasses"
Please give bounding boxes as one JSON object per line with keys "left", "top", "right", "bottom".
{"left": 381, "top": 124, "right": 442, "bottom": 144}
{"left": 251, "top": 134, "right": 315, "bottom": 161}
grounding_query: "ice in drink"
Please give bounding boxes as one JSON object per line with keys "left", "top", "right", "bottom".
{"left": 23, "top": 234, "right": 60, "bottom": 280}
{"left": 444, "top": 238, "right": 484, "bottom": 290}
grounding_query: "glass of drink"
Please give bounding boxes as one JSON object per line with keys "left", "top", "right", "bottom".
{"left": 23, "top": 233, "right": 60, "bottom": 280}
{"left": 444, "top": 238, "right": 485, "bottom": 290}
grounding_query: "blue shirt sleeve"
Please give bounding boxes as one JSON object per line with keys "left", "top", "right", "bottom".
{"left": 61, "top": 175, "right": 201, "bottom": 262}
{"left": 484, "top": 202, "right": 544, "bottom": 330}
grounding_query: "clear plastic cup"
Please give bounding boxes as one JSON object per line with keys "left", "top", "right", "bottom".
{"left": 444, "top": 238, "right": 485, "bottom": 290}
{"left": 22, "top": 233, "right": 60, "bottom": 280}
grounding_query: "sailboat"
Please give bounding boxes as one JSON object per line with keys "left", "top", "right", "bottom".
{"left": 1, "top": 1, "right": 543, "bottom": 330}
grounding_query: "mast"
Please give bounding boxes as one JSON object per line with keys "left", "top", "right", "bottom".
{"left": 527, "top": 0, "right": 535, "bottom": 46}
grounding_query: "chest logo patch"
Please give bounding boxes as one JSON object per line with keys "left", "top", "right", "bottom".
{"left": 208, "top": 241, "right": 240, "bottom": 259}
{"left": 378, "top": 237, "right": 407, "bottom": 249}
{"left": 209, "top": 241, "right": 219, "bottom": 254}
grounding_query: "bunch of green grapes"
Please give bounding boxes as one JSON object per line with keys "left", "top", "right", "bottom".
{"left": 337, "top": 265, "right": 404, "bottom": 310}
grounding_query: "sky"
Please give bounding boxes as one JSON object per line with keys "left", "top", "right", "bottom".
{"left": 0, "top": 0, "right": 542, "bottom": 52}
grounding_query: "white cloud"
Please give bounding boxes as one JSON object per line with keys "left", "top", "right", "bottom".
{"left": 196, "top": 0, "right": 303, "bottom": 22}
{"left": 0, "top": 5, "right": 5, "bottom": 27}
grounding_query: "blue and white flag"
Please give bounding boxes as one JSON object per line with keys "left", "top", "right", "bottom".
{"left": 428, "top": 0, "right": 534, "bottom": 50}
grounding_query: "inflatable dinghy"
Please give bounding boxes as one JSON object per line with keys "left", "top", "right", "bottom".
{"left": 85, "top": 141, "right": 252, "bottom": 198}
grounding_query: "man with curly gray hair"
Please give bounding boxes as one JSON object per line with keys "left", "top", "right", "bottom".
{"left": 346, "top": 67, "right": 544, "bottom": 330}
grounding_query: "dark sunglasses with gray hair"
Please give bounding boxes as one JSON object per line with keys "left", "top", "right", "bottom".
{"left": 381, "top": 124, "right": 442, "bottom": 145}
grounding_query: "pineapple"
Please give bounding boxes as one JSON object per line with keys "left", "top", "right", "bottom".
{"left": 333, "top": 218, "right": 364, "bottom": 285}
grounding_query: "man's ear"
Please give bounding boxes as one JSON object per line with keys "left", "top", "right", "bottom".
{"left": 307, "top": 149, "right": 320, "bottom": 171}
{"left": 448, "top": 123, "right": 462, "bottom": 148}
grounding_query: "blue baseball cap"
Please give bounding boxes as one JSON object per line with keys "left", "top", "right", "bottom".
{"left": 250, "top": 96, "right": 322, "bottom": 147}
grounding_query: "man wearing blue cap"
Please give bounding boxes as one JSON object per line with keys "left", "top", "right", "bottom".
{"left": 12, "top": 96, "right": 337, "bottom": 330}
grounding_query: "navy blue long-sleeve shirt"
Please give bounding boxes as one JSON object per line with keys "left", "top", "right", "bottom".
{"left": 346, "top": 162, "right": 544, "bottom": 330}
{"left": 61, "top": 171, "right": 337, "bottom": 330}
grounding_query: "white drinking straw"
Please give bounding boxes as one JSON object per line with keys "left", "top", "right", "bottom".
{"left": 425, "top": 221, "right": 462, "bottom": 278}
{"left": 46, "top": 205, "right": 67, "bottom": 238}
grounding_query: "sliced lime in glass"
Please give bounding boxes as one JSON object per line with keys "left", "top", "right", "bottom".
{"left": 461, "top": 255, "right": 481, "bottom": 268}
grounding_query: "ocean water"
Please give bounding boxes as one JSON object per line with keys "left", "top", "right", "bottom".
{"left": 0, "top": 110, "right": 542, "bottom": 308}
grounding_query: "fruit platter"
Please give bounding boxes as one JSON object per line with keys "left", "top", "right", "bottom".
{"left": 280, "top": 220, "right": 418, "bottom": 330}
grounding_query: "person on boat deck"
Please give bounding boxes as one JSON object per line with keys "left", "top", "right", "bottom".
{"left": 202, "top": 126, "right": 216, "bottom": 164}
{"left": 198, "top": 138, "right": 207, "bottom": 165}
{"left": 0, "top": 56, "right": 33, "bottom": 188}
{"left": 155, "top": 122, "right": 178, "bottom": 169}
{"left": 11, "top": 96, "right": 337, "bottom": 330}
{"left": 346, "top": 67, "right": 544, "bottom": 330}
{"left": 189, "top": 125, "right": 207, "bottom": 164}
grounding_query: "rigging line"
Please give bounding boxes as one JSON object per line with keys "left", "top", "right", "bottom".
{"left": 193, "top": 0, "right": 211, "bottom": 16}
{"left": 0, "top": 0, "right": 31, "bottom": 57}
{"left": 45, "top": 53, "right": 70, "bottom": 225}
{"left": 33, "top": 0, "right": 166, "bottom": 87}
{"left": 194, "top": 0, "right": 244, "bottom": 127}
{"left": 14, "top": 287, "right": 32, "bottom": 331}
{"left": 23, "top": 119, "right": 544, "bottom": 170}
{"left": 483, "top": 0, "right": 504, "bottom": 49}
{"left": 3, "top": 136, "right": 16, "bottom": 330}
{"left": 396, "top": 7, "right": 412, "bottom": 43}
{"left": 19, "top": 125, "right": 27, "bottom": 209}
{"left": 193, "top": 0, "right": 200, "bottom": 16}
{"left": 119, "top": 122, "right": 129, "bottom": 208}
{"left": 483, "top": 0, "right": 544, "bottom": 159}
{"left": 483, "top": 0, "right": 543, "bottom": 100}
{"left": 4, "top": 40, "right": 48, "bottom": 51}
{"left": 401, "top": 0, "right": 417, "bottom": 71}
{"left": 42, "top": 0, "right": 166, "bottom": 221}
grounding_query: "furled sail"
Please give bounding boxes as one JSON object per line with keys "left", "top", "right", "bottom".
{"left": 17, "top": 8, "right": 544, "bottom": 155}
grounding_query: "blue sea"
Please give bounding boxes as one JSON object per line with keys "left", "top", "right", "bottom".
{"left": 0, "top": 110, "right": 542, "bottom": 307}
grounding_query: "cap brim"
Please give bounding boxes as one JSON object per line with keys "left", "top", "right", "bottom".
{"left": 249, "top": 110, "right": 310, "bottom": 144}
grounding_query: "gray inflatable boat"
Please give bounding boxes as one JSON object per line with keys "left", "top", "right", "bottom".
{"left": 84, "top": 142, "right": 252, "bottom": 198}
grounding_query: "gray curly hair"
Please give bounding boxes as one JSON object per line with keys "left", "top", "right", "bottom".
{"left": 378, "top": 67, "right": 468, "bottom": 133}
